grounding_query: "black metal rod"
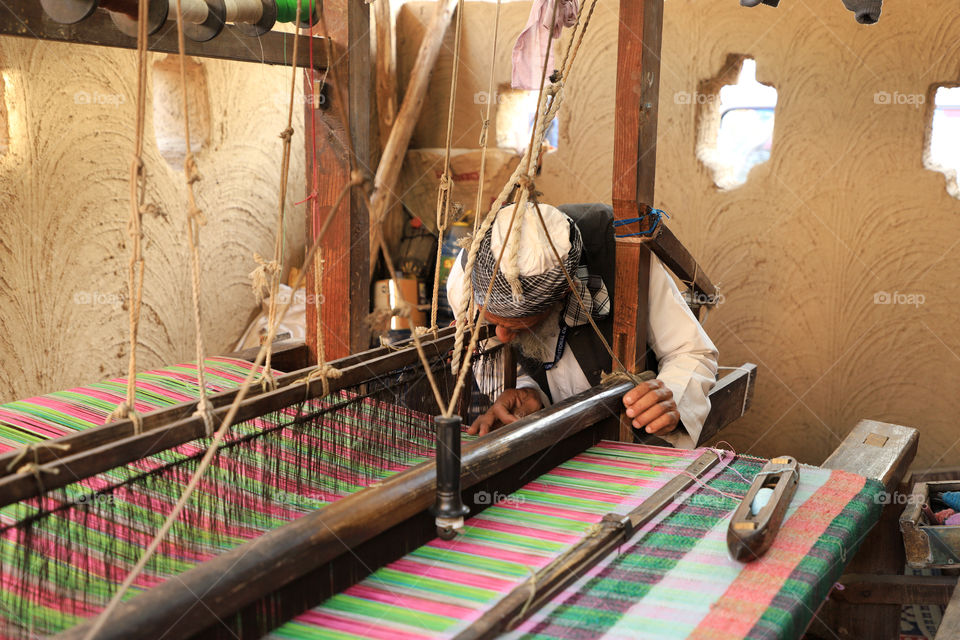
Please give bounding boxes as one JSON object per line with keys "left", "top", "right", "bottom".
{"left": 432, "top": 415, "right": 469, "bottom": 539}
{"left": 55, "top": 379, "right": 632, "bottom": 640}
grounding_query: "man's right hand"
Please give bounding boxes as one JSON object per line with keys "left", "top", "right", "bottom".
{"left": 468, "top": 388, "right": 544, "bottom": 436}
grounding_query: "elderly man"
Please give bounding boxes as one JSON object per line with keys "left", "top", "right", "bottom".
{"left": 446, "top": 202, "right": 718, "bottom": 449}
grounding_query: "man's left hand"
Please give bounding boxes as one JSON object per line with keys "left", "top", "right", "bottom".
{"left": 623, "top": 379, "right": 680, "bottom": 435}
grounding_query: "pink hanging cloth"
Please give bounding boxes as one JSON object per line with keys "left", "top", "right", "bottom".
{"left": 511, "top": 0, "right": 579, "bottom": 90}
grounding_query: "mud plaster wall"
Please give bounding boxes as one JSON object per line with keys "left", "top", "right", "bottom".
{"left": 398, "top": 0, "right": 960, "bottom": 469}
{"left": 0, "top": 38, "right": 305, "bottom": 401}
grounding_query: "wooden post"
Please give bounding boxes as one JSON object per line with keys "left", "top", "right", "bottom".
{"left": 611, "top": 0, "right": 664, "bottom": 441}
{"left": 305, "top": 0, "right": 373, "bottom": 362}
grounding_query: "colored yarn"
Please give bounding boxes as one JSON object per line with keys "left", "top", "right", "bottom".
{"left": 941, "top": 491, "right": 960, "bottom": 511}
{"left": 275, "top": 0, "right": 316, "bottom": 23}
{"left": 266, "top": 443, "right": 884, "bottom": 640}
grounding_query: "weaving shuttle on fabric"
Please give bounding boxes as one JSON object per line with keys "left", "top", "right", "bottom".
{"left": 266, "top": 443, "right": 884, "bottom": 640}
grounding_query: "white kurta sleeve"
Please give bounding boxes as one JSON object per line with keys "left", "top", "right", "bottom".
{"left": 646, "top": 254, "right": 719, "bottom": 449}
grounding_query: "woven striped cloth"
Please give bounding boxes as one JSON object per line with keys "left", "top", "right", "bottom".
{"left": 268, "top": 442, "right": 885, "bottom": 640}
{"left": 0, "top": 357, "right": 261, "bottom": 453}
{"left": 0, "top": 365, "right": 444, "bottom": 638}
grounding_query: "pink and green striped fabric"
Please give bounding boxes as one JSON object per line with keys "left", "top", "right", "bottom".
{"left": 0, "top": 357, "right": 265, "bottom": 453}
{"left": 267, "top": 442, "right": 884, "bottom": 640}
{"left": 0, "top": 386, "right": 445, "bottom": 638}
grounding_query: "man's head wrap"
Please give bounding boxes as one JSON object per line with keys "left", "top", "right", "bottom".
{"left": 468, "top": 203, "right": 610, "bottom": 326}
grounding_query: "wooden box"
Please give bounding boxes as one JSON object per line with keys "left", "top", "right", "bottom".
{"left": 901, "top": 480, "right": 960, "bottom": 568}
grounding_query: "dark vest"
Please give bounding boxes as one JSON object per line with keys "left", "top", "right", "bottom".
{"left": 517, "top": 203, "right": 655, "bottom": 401}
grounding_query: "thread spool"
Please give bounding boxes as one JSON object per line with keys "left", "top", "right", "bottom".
{"left": 274, "top": 0, "right": 316, "bottom": 26}
{"left": 175, "top": 0, "right": 227, "bottom": 42}
{"left": 103, "top": 0, "right": 169, "bottom": 36}
{"left": 40, "top": 0, "right": 97, "bottom": 24}
{"left": 233, "top": 0, "right": 276, "bottom": 36}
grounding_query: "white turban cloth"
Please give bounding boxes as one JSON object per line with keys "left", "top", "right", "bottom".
{"left": 459, "top": 203, "right": 610, "bottom": 326}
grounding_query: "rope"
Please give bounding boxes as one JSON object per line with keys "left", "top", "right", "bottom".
{"left": 174, "top": 0, "right": 216, "bottom": 435}
{"left": 108, "top": 0, "right": 152, "bottom": 434}
{"left": 430, "top": 0, "right": 466, "bottom": 330}
{"left": 302, "top": 248, "right": 342, "bottom": 397}
{"left": 82, "top": 4, "right": 322, "bottom": 638}
{"left": 613, "top": 208, "right": 669, "bottom": 238}
{"left": 468, "top": 0, "right": 503, "bottom": 321}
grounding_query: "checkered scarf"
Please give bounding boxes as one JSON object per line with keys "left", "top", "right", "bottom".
{"left": 471, "top": 217, "right": 610, "bottom": 326}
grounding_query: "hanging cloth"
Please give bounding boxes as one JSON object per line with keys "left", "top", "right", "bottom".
{"left": 511, "top": 0, "right": 579, "bottom": 90}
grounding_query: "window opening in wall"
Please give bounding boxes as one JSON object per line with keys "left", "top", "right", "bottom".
{"left": 494, "top": 87, "right": 559, "bottom": 156}
{"left": 924, "top": 86, "right": 960, "bottom": 199}
{"left": 697, "top": 58, "right": 777, "bottom": 189}
{"left": 152, "top": 55, "right": 210, "bottom": 170}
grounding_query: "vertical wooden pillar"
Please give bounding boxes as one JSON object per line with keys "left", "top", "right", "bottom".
{"left": 305, "top": 0, "right": 372, "bottom": 363}
{"left": 611, "top": 0, "right": 663, "bottom": 440}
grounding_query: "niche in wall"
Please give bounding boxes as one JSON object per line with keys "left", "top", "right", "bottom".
{"left": 152, "top": 55, "right": 210, "bottom": 170}
{"left": 923, "top": 85, "right": 960, "bottom": 199}
{"left": 694, "top": 56, "right": 777, "bottom": 190}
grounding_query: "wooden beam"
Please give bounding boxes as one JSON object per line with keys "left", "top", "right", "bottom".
{"left": 822, "top": 419, "right": 919, "bottom": 493}
{"left": 833, "top": 574, "right": 956, "bottom": 606}
{"left": 367, "top": 0, "right": 459, "bottom": 267}
{"left": 611, "top": 0, "right": 664, "bottom": 441}
{"left": 0, "top": 3, "right": 327, "bottom": 68}
{"left": 306, "top": 0, "right": 372, "bottom": 362}
{"left": 649, "top": 223, "right": 717, "bottom": 300}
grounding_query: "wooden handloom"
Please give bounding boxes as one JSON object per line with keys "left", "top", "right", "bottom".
{"left": 0, "top": 0, "right": 922, "bottom": 638}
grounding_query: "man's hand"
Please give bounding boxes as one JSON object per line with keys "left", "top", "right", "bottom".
{"left": 623, "top": 379, "right": 680, "bottom": 435}
{"left": 468, "top": 388, "right": 544, "bottom": 436}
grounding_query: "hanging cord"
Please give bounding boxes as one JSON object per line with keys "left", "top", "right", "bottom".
{"left": 613, "top": 208, "right": 669, "bottom": 238}
{"left": 108, "top": 0, "right": 153, "bottom": 435}
{"left": 174, "top": 0, "right": 215, "bottom": 435}
{"left": 559, "top": 0, "right": 598, "bottom": 81}
{"left": 466, "top": 0, "right": 503, "bottom": 323}
{"left": 256, "top": 7, "right": 305, "bottom": 393}
{"left": 302, "top": 248, "right": 342, "bottom": 396}
{"left": 309, "top": 1, "right": 447, "bottom": 411}
{"left": 449, "top": 0, "right": 564, "bottom": 381}
{"left": 445, "top": 0, "right": 564, "bottom": 416}
{"left": 429, "top": 0, "right": 465, "bottom": 331}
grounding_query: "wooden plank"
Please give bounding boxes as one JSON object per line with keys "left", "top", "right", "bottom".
{"left": 611, "top": 0, "right": 663, "bottom": 442}
{"left": 697, "top": 363, "right": 756, "bottom": 444}
{"left": 0, "top": 326, "right": 458, "bottom": 479}
{"left": 225, "top": 340, "right": 309, "bottom": 372}
{"left": 833, "top": 574, "right": 956, "bottom": 606}
{"left": 56, "top": 379, "right": 635, "bottom": 640}
{"left": 612, "top": 0, "right": 662, "bottom": 223}
{"left": 937, "top": 578, "right": 960, "bottom": 639}
{"left": 0, "top": 3, "right": 327, "bottom": 68}
{"left": 649, "top": 223, "right": 717, "bottom": 300}
{"left": 822, "top": 419, "right": 919, "bottom": 492}
{"left": 0, "top": 327, "right": 479, "bottom": 506}
{"left": 810, "top": 420, "right": 918, "bottom": 640}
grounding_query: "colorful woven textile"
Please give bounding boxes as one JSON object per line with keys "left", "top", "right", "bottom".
{"left": 0, "top": 357, "right": 262, "bottom": 453}
{"left": 0, "top": 385, "right": 443, "bottom": 638}
{"left": 268, "top": 442, "right": 885, "bottom": 640}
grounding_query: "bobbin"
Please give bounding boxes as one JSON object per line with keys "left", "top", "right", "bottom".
{"left": 103, "top": 0, "right": 169, "bottom": 36}
{"left": 40, "top": 0, "right": 98, "bottom": 24}
{"left": 235, "top": 0, "right": 277, "bottom": 37}
{"left": 181, "top": 0, "right": 227, "bottom": 42}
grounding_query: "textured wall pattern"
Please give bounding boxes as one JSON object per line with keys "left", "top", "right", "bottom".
{"left": 0, "top": 39, "right": 305, "bottom": 401}
{"left": 399, "top": 0, "right": 960, "bottom": 469}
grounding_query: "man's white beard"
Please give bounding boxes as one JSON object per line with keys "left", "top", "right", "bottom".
{"left": 512, "top": 305, "right": 562, "bottom": 363}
